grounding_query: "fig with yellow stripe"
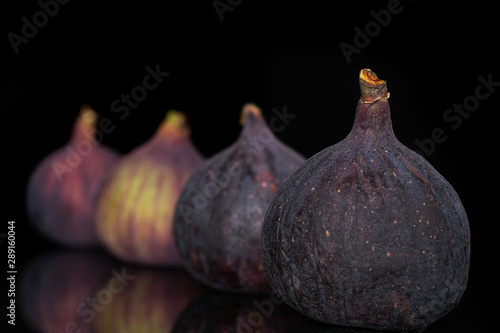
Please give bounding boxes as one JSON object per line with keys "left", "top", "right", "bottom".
{"left": 96, "top": 110, "right": 203, "bottom": 266}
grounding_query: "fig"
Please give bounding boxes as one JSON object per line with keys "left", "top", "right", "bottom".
{"left": 261, "top": 69, "right": 471, "bottom": 330}
{"left": 173, "top": 103, "right": 305, "bottom": 293}
{"left": 27, "top": 106, "right": 120, "bottom": 247}
{"left": 96, "top": 110, "right": 203, "bottom": 266}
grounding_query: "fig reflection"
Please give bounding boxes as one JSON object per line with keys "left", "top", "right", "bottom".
{"left": 19, "top": 249, "right": 114, "bottom": 333}
{"left": 89, "top": 265, "right": 204, "bottom": 332}
{"left": 292, "top": 319, "right": 428, "bottom": 333}
{"left": 172, "top": 290, "right": 309, "bottom": 332}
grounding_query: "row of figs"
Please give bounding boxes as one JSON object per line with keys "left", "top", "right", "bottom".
{"left": 27, "top": 69, "right": 471, "bottom": 331}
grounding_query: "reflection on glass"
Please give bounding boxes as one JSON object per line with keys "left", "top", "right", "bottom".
{"left": 19, "top": 249, "right": 205, "bottom": 333}
{"left": 19, "top": 249, "right": 115, "bottom": 333}
{"left": 291, "top": 319, "right": 428, "bottom": 333}
{"left": 89, "top": 266, "right": 204, "bottom": 332}
{"left": 20, "top": 249, "right": 444, "bottom": 332}
{"left": 172, "top": 291, "right": 309, "bottom": 332}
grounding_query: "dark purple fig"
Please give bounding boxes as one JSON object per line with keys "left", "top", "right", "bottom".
{"left": 173, "top": 103, "right": 306, "bottom": 293}
{"left": 27, "top": 106, "right": 120, "bottom": 247}
{"left": 96, "top": 110, "right": 204, "bottom": 266}
{"left": 261, "top": 69, "right": 471, "bottom": 330}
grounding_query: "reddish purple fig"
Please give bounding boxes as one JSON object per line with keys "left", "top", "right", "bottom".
{"left": 96, "top": 110, "right": 204, "bottom": 266}
{"left": 173, "top": 103, "right": 306, "bottom": 293}
{"left": 27, "top": 106, "right": 120, "bottom": 247}
{"left": 261, "top": 69, "right": 471, "bottom": 330}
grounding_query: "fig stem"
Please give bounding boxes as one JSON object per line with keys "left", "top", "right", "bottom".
{"left": 159, "top": 110, "right": 190, "bottom": 137}
{"left": 79, "top": 105, "right": 98, "bottom": 126}
{"left": 240, "top": 103, "right": 262, "bottom": 125}
{"left": 71, "top": 105, "right": 99, "bottom": 143}
{"left": 359, "top": 69, "right": 390, "bottom": 104}
{"left": 165, "top": 110, "right": 187, "bottom": 128}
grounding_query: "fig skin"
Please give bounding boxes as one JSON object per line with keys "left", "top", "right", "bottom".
{"left": 96, "top": 110, "right": 203, "bottom": 267}
{"left": 26, "top": 106, "right": 120, "bottom": 247}
{"left": 173, "top": 104, "right": 306, "bottom": 293}
{"left": 261, "top": 69, "right": 471, "bottom": 330}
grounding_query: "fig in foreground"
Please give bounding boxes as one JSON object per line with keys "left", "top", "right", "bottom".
{"left": 261, "top": 69, "right": 470, "bottom": 330}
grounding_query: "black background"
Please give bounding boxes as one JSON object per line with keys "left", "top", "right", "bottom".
{"left": 2, "top": 0, "right": 497, "bottom": 331}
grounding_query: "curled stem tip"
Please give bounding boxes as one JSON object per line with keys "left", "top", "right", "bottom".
{"left": 359, "top": 69, "right": 390, "bottom": 104}
{"left": 240, "top": 103, "right": 262, "bottom": 125}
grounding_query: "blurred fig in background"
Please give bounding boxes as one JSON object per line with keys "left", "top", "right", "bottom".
{"left": 173, "top": 103, "right": 305, "bottom": 292}
{"left": 19, "top": 250, "right": 114, "bottom": 333}
{"left": 96, "top": 110, "right": 204, "bottom": 266}
{"left": 91, "top": 267, "right": 204, "bottom": 333}
{"left": 172, "top": 290, "right": 308, "bottom": 332}
{"left": 27, "top": 105, "right": 121, "bottom": 247}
